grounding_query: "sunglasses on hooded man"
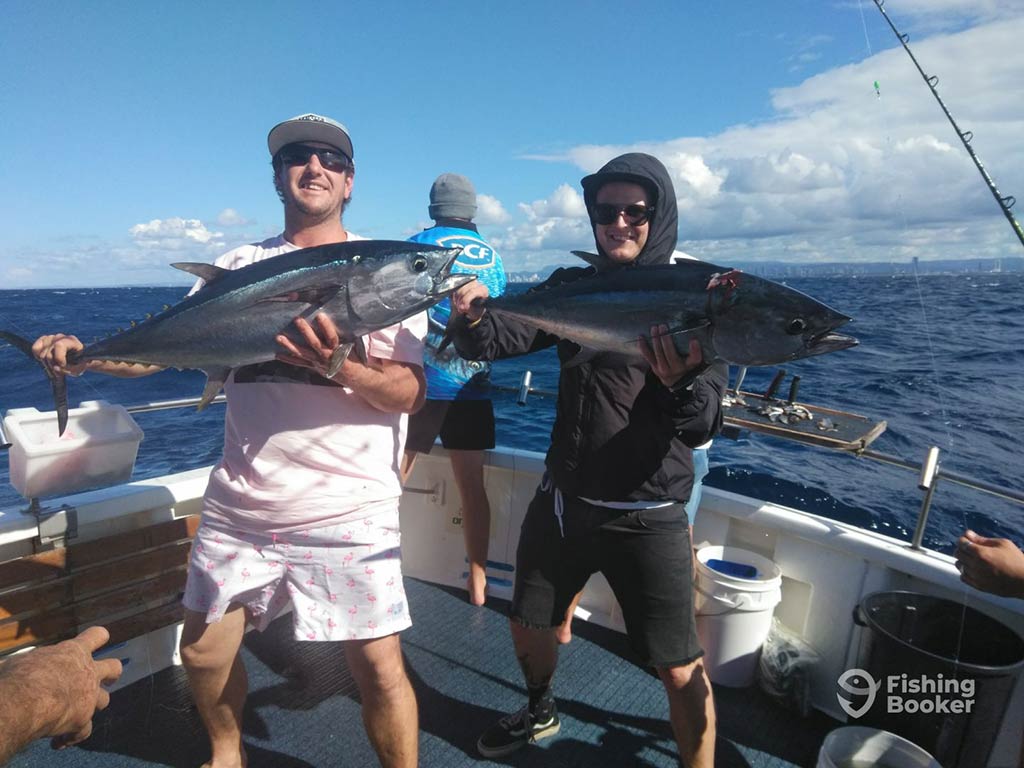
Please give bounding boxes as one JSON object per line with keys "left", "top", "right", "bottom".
{"left": 591, "top": 203, "right": 655, "bottom": 226}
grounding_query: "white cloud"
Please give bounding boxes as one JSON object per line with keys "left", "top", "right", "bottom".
{"left": 476, "top": 194, "right": 510, "bottom": 225}
{"left": 867, "top": 0, "right": 1024, "bottom": 29}
{"left": 129, "top": 218, "right": 225, "bottom": 250}
{"left": 0, "top": 218, "right": 237, "bottom": 287}
{"left": 0, "top": 238, "right": 199, "bottom": 288}
{"left": 494, "top": 14, "right": 1024, "bottom": 269}
{"left": 216, "top": 208, "right": 250, "bottom": 226}
{"left": 518, "top": 184, "right": 587, "bottom": 221}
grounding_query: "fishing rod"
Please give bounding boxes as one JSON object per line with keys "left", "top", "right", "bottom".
{"left": 872, "top": 0, "right": 1024, "bottom": 250}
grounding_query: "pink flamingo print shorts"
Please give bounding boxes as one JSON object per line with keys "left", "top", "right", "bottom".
{"left": 182, "top": 510, "right": 411, "bottom": 642}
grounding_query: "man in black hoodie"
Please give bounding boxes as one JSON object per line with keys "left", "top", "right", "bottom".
{"left": 450, "top": 153, "right": 725, "bottom": 766}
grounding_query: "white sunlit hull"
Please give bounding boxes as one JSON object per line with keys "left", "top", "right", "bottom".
{"left": 0, "top": 446, "right": 1021, "bottom": 766}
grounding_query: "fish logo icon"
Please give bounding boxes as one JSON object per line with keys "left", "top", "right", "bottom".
{"left": 836, "top": 668, "right": 880, "bottom": 719}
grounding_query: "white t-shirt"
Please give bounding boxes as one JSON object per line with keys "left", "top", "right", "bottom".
{"left": 195, "top": 234, "right": 428, "bottom": 534}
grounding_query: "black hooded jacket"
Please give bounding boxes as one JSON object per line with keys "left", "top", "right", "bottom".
{"left": 454, "top": 153, "right": 727, "bottom": 503}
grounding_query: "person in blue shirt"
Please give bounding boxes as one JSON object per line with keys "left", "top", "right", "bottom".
{"left": 401, "top": 174, "right": 507, "bottom": 606}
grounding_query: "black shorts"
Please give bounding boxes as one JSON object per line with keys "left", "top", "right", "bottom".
{"left": 405, "top": 398, "right": 496, "bottom": 454}
{"left": 511, "top": 484, "right": 702, "bottom": 669}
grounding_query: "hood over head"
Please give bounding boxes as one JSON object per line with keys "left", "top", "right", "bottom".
{"left": 580, "top": 153, "right": 678, "bottom": 268}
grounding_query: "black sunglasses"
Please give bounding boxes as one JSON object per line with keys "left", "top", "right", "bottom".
{"left": 277, "top": 144, "right": 352, "bottom": 173}
{"left": 592, "top": 203, "right": 654, "bottom": 226}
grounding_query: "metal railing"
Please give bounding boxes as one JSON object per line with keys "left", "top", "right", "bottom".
{"left": 3, "top": 374, "right": 1021, "bottom": 550}
{"left": 489, "top": 374, "right": 1024, "bottom": 551}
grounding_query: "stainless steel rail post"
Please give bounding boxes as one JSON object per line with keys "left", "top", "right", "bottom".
{"left": 911, "top": 446, "right": 941, "bottom": 550}
{"left": 516, "top": 371, "right": 533, "bottom": 406}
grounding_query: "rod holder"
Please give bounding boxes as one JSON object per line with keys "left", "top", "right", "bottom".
{"left": 517, "top": 371, "right": 533, "bottom": 406}
{"left": 918, "top": 446, "right": 940, "bottom": 490}
{"left": 764, "top": 370, "right": 786, "bottom": 400}
{"left": 911, "top": 446, "right": 941, "bottom": 550}
{"left": 787, "top": 375, "right": 801, "bottom": 404}
{"left": 732, "top": 365, "right": 748, "bottom": 393}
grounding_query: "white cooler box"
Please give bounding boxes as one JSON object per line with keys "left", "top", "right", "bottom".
{"left": 3, "top": 400, "right": 144, "bottom": 499}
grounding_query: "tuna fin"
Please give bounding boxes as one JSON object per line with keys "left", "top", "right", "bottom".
{"left": 664, "top": 320, "right": 711, "bottom": 338}
{"left": 438, "top": 297, "right": 486, "bottom": 354}
{"left": 171, "top": 262, "right": 231, "bottom": 283}
{"left": 197, "top": 367, "right": 231, "bottom": 411}
{"left": 325, "top": 342, "right": 354, "bottom": 378}
{"left": 260, "top": 285, "right": 343, "bottom": 306}
{"left": 571, "top": 250, "right": 615, "bottom": 270}
{"left": 0, "top": 330, "right": 70, "bottom": 435}
{"left": 561, "top": 344, "right": 600, "bottom": 368}
{"left": 438, "top": 309, "right": 459, "bottom": 354}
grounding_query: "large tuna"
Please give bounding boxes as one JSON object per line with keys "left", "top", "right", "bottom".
{"left": 470, "top": 257, "right": 856, "bottom": 367}
{"left": 1, "top": 240, "right": 475, "bottom": 434}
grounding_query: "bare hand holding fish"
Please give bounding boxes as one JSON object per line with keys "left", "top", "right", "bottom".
{"left": 638, "top": 325, "right": 704, "bottom": 389}
{"left": 273, "top": 313, "right": 423, "bottom": 412}
{"left": 32, "top": 334, "right": 90, "bottom": 377}
{"left": 274, "top": 313, "right": 349, "bottom": 378}
{"left": 32, "top": 334, "right": 160, "bottom": 379}
{"left": 451, "top": 280, "right": 490, "bottom": 322}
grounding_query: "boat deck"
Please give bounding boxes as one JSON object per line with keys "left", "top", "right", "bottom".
{"left": 10, "top": 577, "right": 840, "bottom": 768}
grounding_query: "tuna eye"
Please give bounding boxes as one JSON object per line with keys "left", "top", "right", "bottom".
{"left": 412, "top": 257, "right": 428, "bottom": 272}
{"left": 787, "top": 318, "right": 808, "bottom": 335}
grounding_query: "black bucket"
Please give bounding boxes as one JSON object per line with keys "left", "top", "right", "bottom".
{"left": 853, "top": 590, "right": 1024, "bottom": 768}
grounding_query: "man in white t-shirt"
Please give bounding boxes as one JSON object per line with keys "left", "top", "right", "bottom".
{"left": 31, "top": 114, "right": 424, "bottom": 768}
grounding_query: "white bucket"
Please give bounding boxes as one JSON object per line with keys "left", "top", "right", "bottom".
{"left": 817, "top": 726, "right": 941, "bottom": 768}
{"left": 694, "top": 545, "right": 782, "bottom": 687}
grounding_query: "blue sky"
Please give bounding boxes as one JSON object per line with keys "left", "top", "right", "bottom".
{"left": 2, "top": 0, "right": 1023, "bottom": 287}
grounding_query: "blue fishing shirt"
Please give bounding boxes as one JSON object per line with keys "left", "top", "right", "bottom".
{"left": 408, "top": 223, "right": 507, "bottom": 400}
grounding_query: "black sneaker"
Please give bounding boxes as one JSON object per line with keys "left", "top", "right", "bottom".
{"left": 477, "top": 703, "right": 561, "bottom": 758}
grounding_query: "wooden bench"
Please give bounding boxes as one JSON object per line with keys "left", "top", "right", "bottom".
{"left": 0, "top": 515, "right": 198, "bottom": 656}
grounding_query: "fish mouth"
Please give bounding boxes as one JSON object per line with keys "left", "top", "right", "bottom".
{"left": 431, "top": 273, "right": 476, "bottom": 297}
{"left": 427, "top": 247, "right": 474, "bottom": 297}
{"left": 806, "top": 330, "right": 858, "bottom": 357}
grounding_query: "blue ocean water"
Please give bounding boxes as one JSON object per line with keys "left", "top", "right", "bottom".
{"left": 1, "top": 273, "right": 1021, "bottom": 553}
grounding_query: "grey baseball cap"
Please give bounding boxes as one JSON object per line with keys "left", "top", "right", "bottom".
{"left": 267, "top": 113, "right": 354, "bottom": 160}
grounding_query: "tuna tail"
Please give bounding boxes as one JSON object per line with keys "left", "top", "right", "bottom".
{"left": 437, "top": 298, "right": 487, "bottom": 354}
{"left": 438, "top": 313, "right": 458, "bottom": 354}
{"left": 0, "top": 330, "right": 70, "bottom": 436}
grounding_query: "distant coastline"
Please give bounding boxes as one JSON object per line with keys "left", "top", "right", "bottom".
{"left": 4, "top": 257, "right": 1021, "bottom": 291}
{"left": 505, "top": 256, "right": 1024, "bottom": 283}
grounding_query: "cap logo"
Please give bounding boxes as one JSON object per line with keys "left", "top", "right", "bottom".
{"left": 296, "top": 114, "right": 325, "bottom": 123}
